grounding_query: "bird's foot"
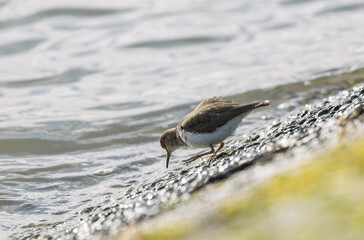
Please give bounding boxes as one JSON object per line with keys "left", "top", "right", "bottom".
{"left": 182, "top": 155, "right": 200, "bottom": 164}
{"left": 225, "top": 147, "right": 235, "bottom": 152}
{"left": 206, "top": 153, "right": 216, "bottom": 164}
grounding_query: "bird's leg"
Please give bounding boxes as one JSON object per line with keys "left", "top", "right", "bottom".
{"left": 183, "top": 145, "right": 215, "bottom": 164}
{"left": 207, "top": 142, "right": 225, "bottom": 164}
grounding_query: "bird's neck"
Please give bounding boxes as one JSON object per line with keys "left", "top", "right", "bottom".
{"left": 173, "top": 128, "right": 187, "bottom": 149}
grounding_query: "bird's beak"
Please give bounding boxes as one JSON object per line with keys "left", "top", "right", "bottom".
{"left": 166, "top": 150, "right": 171, "bottom": 168}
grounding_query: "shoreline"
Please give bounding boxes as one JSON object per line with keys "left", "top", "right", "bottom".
{"left": 112, "top": 87, "right": 364, "bottom": 240}
{"left": 40, "top": 74, "right": 364, "bottom": 240}
{"left": 115, "top": 123, "right": 364, "bottom": 240}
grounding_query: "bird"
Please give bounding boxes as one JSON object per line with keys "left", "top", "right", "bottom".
{"left": 160, "top": 97, "right": 270, "bottom": 168}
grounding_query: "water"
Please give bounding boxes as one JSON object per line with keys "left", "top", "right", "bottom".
{"left": 0, "top": 0, "right": 364, "bottom": 238}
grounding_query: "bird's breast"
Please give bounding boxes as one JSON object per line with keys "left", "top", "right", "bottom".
{"left": 178, "top": 116, "right": 243, "bottom": 147}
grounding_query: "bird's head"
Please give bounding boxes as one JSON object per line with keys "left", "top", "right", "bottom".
{"left": 160, "top": 128, "right": 179, "bottom": 168}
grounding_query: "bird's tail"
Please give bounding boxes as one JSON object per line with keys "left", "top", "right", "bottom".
{"left": 228, "top": 100, "right": 269, "bottom": 118}
{"left": 252, "top": 100, "right": 270, "bottom": 108}
{"left": 237, "top": 100, "right": 270, "bottom": 111}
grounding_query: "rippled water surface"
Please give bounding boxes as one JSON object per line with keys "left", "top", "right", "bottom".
{"left": 1, "top": 0, "right": 364, "bottom": 238}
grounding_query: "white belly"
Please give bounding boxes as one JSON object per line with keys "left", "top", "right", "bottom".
{"left": 178, "top": 115, "right": 243, "bottom": 147}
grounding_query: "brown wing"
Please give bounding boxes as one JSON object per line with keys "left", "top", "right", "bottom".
{"left": 179, "top": 97, "right": 269, "bottom": 133}
{"left": 193, "top": 96, "right": 238, "bottom": 111}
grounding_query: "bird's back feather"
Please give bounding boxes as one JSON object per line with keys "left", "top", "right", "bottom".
{"left": 178, "top": 97, "right": 269, "bottom": 134}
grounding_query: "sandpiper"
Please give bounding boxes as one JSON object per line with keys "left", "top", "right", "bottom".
{"left": 160, "top": 97, "right": 270, "bottom": 168}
